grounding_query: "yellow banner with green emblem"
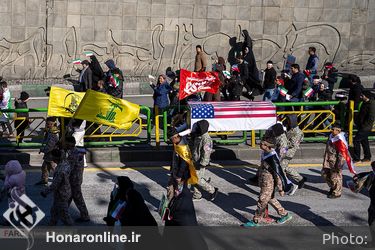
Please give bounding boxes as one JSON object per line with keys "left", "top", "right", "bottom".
{"left": 47, "top": 86, "right": 85, "bottom": 117}
{"left": 73, "top": 89, "right": 140, "bottom": 129}
{"left": 174, "top": 144, "right": 198, "bottom": 185}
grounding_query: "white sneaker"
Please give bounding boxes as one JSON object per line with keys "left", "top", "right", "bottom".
{"left": 286, "top": 184, "right": 298, "bottom": 196}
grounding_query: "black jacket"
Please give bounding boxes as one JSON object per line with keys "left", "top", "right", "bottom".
{"left": 165, "top": 185, "right": 197, "bottom": 226}
{"left": 349, "top": 83, "right": 364, "bottom": 109}
{"left": 356, "top": 99, "right": 375, "bottom": 131}
{"left": 263, "top": 68, "right": 276, "bottom": 90}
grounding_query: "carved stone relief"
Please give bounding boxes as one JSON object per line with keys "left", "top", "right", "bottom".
{"left": 0, "top": 22, "right": 373, "bottom": 79}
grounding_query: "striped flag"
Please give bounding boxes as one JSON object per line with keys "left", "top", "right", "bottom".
{"left": 84, "top": 51, "right": 94, "bottom": 57}
{"left": 303, "top": 87, "right": 314, "bottom": 97}
{"left": 223, "top": 70, "right": 231, "bottom": 79}
{"left": 189, "top": 101, "right": 276, "bottom": 131}
{"left": 279, "top": 86, "right": 288, "bottom": 96}
{"left": 109, "top": 74, "right": 120, "bottom": 88}
{"left": 330, "top": 132, "right": 356, "bottom": 175}
{"left": 72, "top": 59, "right": 81, "bottom": 65}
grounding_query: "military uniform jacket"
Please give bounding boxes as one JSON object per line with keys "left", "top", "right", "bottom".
{"left": 192, "top": 133, "right": 213, "bottom": 167}
{"left": 285, "top": 127, "right": 304, "bottom": 158}
{"left": 45, "top": 160, "right": 72, "bottom": 201}
{"left": 323, "top": 139, "right": 346, "bottom": 170}
{"left": 67, "top": 148, "right": 85, "bottom": 186}
{"left": 42, "top": 130, "right": 59, "bottom": 161}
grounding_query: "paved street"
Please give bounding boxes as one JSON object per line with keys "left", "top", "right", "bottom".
{"left": 1, "top": 164, "right": 371, "bottom": 227}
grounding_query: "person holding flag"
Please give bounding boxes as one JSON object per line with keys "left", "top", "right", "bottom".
{"left": 104, "top": 59, "right": 124, "bottom": 98}
{"left": 322, "top": 123, "right": 356, "bottom": 199}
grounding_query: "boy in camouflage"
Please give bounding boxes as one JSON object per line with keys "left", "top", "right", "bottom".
{"left": 243, "top": 140, "right": 292, "bottom": 227}
{"left": 36, "top": 117, "right": 59, "bottom": 186}
{"left": 41, "top": 149, "right": 73, "bottom": 226}
{"left": 191, "top": 120, "right": 219, "bottom": 201}
{"left": 65, "top": 136, "right": 90, "bottom": 222}
{"left": 283, "top": 115, "right": 306, "bottom": 189}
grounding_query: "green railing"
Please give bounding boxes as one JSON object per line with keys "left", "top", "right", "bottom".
{"left": 0, "top": 105, "right": 152, "bottom": 147}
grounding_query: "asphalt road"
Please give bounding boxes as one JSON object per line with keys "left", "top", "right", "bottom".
{"left": 1, "top": 164, "right": 371, "bottom": 227}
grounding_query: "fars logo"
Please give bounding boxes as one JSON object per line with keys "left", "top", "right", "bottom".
{"left": 3, "top": 188, "right": 45, "bottom": 238}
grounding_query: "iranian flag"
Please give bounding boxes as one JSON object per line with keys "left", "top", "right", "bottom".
{"left": 330, "top": 132, "right": 356, "bottom": 174}
{"left": 303, "top": 87, "right": 314, "bottom": 97}
{"left": 109, "top": 74, "right": 120, "bottom": 88}
{"left": 84, "top": 51, "right": 94, "bottom": 57}
{"left": 279, "top": 86, "right": 288, "bottom": 96}
{"left": 72, "top": 59, "right": 81, "bottom": 65}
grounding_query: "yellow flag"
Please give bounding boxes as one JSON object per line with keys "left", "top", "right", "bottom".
{"left": 174, "top": 144, "right": 198, "bottom": 185}
{"left": 47, "top": 87, "right": 85, "bottom": 117}
{"left": 73, "top": 89, "right": 140, "bottom": 129}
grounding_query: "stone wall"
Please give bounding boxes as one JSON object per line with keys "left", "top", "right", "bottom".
{"left": 0, "top": 0, "right": 374, "bottom": 80}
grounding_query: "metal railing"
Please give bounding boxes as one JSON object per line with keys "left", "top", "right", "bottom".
{"left": 1, "top": 100, "right": 373, "bottom": 148}
{"left": 0, "top": 106, "right": 151, "bottom": 147}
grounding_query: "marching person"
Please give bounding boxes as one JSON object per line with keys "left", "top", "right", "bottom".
{"left": 322, "top": 123, "right": 356, "bottom": 199}
{"left": 283, "top": 115, "right": 306, "bottom": 189}
{"left": 191, "top": 120, "right": 219, "bottom": 201}
{"left": 242, "top": 140, "right": 292, "bottom": 227}
{"left": 353, "top": 90, "right": 375, "bottom": 163}
{"left": 41, "top": 149, "right": 73, "bottom": 226}
{"left": 165, "top": 128, "right": 198, "bottom": 226}
{"left": 35, "top": 117, "right": 59, "bottom": 186}
{"left": 1, "top": 160, "right": 26, "bottom": 208}
{"left": 14, "top": 91, "right": 30, "bottom": 143}
{"left": 65, "top": 136, "right": 90, "bottom": 223}
{"left": 249, "top": 123, "right": 298, "bottom": 195}
{"left": 0, "top": 81, "right": 13, "bottom": 136}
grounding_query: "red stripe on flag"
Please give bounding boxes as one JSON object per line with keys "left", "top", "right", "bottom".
{"left": 214, "top": 107, "right": 276, "bottom": 111}
{"left": 213, "top": 114, "right": 277, "bottom": 119}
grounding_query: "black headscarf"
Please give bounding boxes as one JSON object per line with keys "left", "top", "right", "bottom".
{"left": 120, "top": 189, "right": 157, "bottom": 226}
{"left": 194, "top": 120, "right": 209, "bottom": 136}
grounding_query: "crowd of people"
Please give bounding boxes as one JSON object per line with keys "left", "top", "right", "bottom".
{"left": 0, "top": 31, "right": 374, "bottom": 247}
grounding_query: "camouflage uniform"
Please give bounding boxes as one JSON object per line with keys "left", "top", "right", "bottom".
{"left": 67, "top": 147, "right": 89, "bottom": 220}
{"left": 282, "top": 126, "right": 304, "bottom": 182}
{"left": 192, "top": 132, "right": 215, "bottom": 199}
{"left": 322, "top": 139, "right": 345, "bottom": 196}
{"left": 254, "top": 151, "right": 288, "bottom": 222}
{"left": 42, "top": 158, "right": 73, "bottom": 226}
{"left": 40, "top": 129, "right": 59, "bottom": 183}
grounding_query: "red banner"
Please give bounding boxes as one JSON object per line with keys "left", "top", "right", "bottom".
{"left": 179, "top": 69, "right": 221, "bottom": 100}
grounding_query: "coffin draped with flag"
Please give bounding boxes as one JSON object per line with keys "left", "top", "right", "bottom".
{"left": 179, "top": 68, "right": 221, "bottom": 100}
{"left": 73, "top": 90, "right": 140, "bottom": 130}
{"left": 48, "top": 86, "right": 85, "bottom": 117}
{"left": 188, "top": 101, "right": 277, "bottom": 131}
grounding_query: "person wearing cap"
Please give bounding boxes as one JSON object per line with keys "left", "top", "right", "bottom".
{"left": 322, "top": 123, "right": 356, "bottom": 199}
{"left": 165, "top": 128, "right": 199, "bottom": 226}
{"left": 322, "top": 62, "right": 338, "bottom": 91}
{"left": 65, "top": 136, "right": 90, "bottom": 223}
{"left": 262, "top": 60, "right": 277, "bottom": 101}
{"left": 353, "top": 90, "right": 375, "bottom": 163}
{"left": 242, "top": 139, "right": 293, "bottom": 227}
{"left": 191, "top": 120, "right": 219, "bottom": 201}
{"left": 14, "top": 91, "right": 30, "bottom": 143}
{"left": 78, "top": 59, "right": 93, "bottom": 92}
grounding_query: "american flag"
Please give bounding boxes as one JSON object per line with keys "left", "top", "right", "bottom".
{"left": 189, "top": 101, "right": 276, "bottom": 131}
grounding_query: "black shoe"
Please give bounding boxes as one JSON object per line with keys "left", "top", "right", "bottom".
{"left": 327, "top": 193, "right": 341, "bottom": 199}
{"left": 247, "top": 176, "right": 258, "bottom": 185}
{"left": 327, "top": 189, "right": 333, "bottom": 196}
{"left": 35, "top": 180, "right": 48, "bottom": 186}
{"left": 210, "top": 188, "right": 219, "bottom": 201}
{"left": 298, "top": 177, "right": 307, "bottom": 189}
{"left": 75, "top": 217, "right": 90, "bottom": 223}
